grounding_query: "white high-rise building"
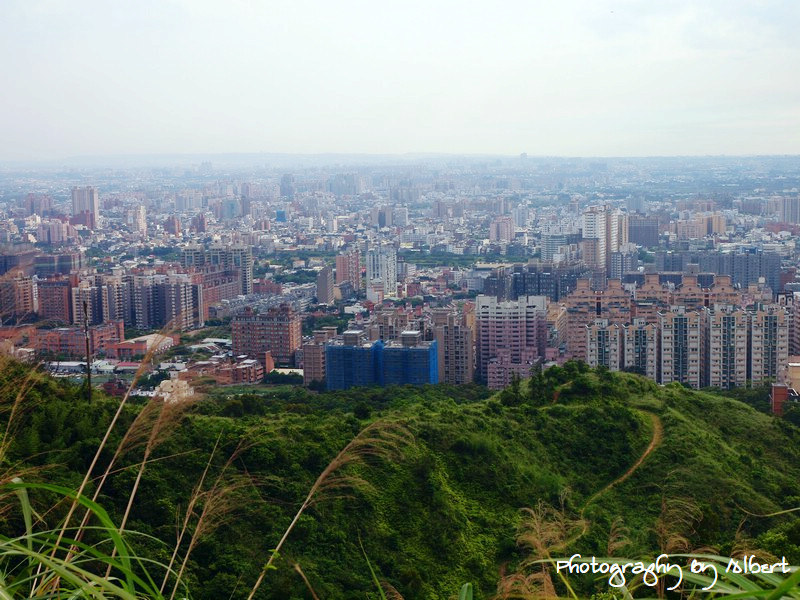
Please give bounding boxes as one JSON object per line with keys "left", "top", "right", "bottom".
{"left": 366, "top": 246, "right": 397, "bottom": 297}
{"left": 582, "top": 206, "right": 607, "bottom": 270}
{"left": 126, "top": 206, "right": 147, "bottom": 236}
{"left": 607, "top": 209, "right": 628, "bottom": 256}
{"left": 393, "top": 207, "right": 409, "bottom": 227}
{"left": 71, "top": 186, "right": 101, "bottom": 228}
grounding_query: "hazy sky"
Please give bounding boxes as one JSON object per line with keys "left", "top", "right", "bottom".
{"left": 2, "top": 0, "right": 799, "bottom": 160}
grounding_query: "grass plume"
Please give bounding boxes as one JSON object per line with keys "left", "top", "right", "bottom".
{"left": 247, "top": 419, "right": 413, "bottom": 600}
{"left": 497, "top": 494, "right": 584, "bottom": 600}
{"left": 293, "top": 562, "right": 322, "bottom": 600}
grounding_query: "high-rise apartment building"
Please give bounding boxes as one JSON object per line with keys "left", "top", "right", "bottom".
{"left": 164, "top": 215, "right": 182, "bottom": 236}
{"left": 316, "top": 266, "right": 334, "bottom": 305}
{"left": 102, "top": 275, "right": 134, "bottom": 324}
{"left": 362, "top": 306, "right": 423, "bottom": 342}
{"left": 366, "top": 245, "right": 397, "bottom": 297}
{"left": 541, "top": 233, "right": 570, "bottom": 263}
{"left": 489, "top": 216, "right": 515, "bottom": 243}
{"left": 626, "top": 196, "right": 648, "bottom": 214}
{"left": 335, "top": 249, "right": 362, "bottom": 292}
{"left": 232, "top": 305, "right": 301, "bottom": 367}
{"left": 280, "top": 174, "right": 296, "bottom": 199}
{"left": 627, "top": 216, "right": 659, "bottom": 248}
{"left": 606, "top": 209, "right": 628, "bottom": 264}
{"left": 325, "top": 330, "right": 437, "bottom": 391}
{"left": 393, "top": 206, "right": 409, "bottom": 227}
{"left": 513, "top": 206, "right": 529, "bottom": 227}
{"left": 475, "top": 294, "right": 547, "bottom": 384}
{"left": 182, "top": 244, "right": 254, "bottom": 295}
{"left": 565, "top": 278, "right": 601, "bottom": 361}
{"left": 631, "top": 273, "right": 738, "bottom": 316}
{"left": 193, "top": 213, "right": 208, "bottom": 233}
{"left": 196, "top": 267, "right": 241, "bottom": 319}
{"left": 326, "top": 330, "right": 382, "bottom": 390}
{"left": 126, "top": 206, "right": 147, "bottom": 236}
{"left": 302, "top": 327, "right": 339, "bottom": 387}
{"left": 71, "top": 186, "right": 100, "bottom": 229}
{"left": 24, "top": 193, "right": 53, "bottom": 217}
{"left": 555, "top": 274, "right": 789, "bottom": 389}
{"left": 383, "top": 331, "right": 438, "bottom": 386}
{"left": 36, "top": 276, "right": 74, "bottom": 324}
{"left": 659, "top": 307, "right": 703, "bottom": 389}
{"left": 564, "top": 279, "right": 631, "bottom": 360}
{"left": 34, "top": 253, "right": 84, "bottom": 277}
{"left": 0, "top": 272, "right": 37, "bottom": 323}
{"left": 704, "top": 305, "right": 748, "bottom": 389}
{"left": 750, "top": 304, "right": 789, "bottom": 384}
{"left": 484, "top": 262, "right": 588, "bottom": 302}
{"left": 675, "top": 213, "right": 726, "bottom": 240}
{"left": 610, "top": 247, "right": 639, "bottom": 280}
{"left": 655, "top": 250, "right": 781, "bottom": 294}
{"left": 130, "top": 273, "right": 204, "bottom": 331}
{"left": 780, "top": 197, "right": 800, "bottom": 224}
{"left": 327, "top": 173, "right": 362, "bottom": 197}
{"left": 371, "top": 206, "right": 394, "bottom": 228}
{"left": 130, "top": 276, "right": 154, "bottom": 330}
{"left": 154, "top": 276, "right": 204, "bottom": 331}
{"left": 432, "top": 308, "right": 475, "bottom": 385}
{"left": 71, "top": 281, "right": 107, "bottom": 326}
{"left": 33, "top": 321, "right": 124, "bottom": 359}
{"left": 673, "top": 275, "right": 706, "bottom": 311}
{"left": 0, "top": 249, "right": 37, "bottom": 277}
{"left": 635, "top": 274, "right": 672, "bottom": 308}
{"left": 623, "top": 319, "right": 659, "bottom": 380}
{"left": 37, "top": 220, "right": 79, "bottom": 244}
{"left": 582, "top": 206, "right": 608, "bottom": 270}
{"left": 586, "top": 319, "right": 622, "bottom": 371}
{"left": 779, "top": 292, "right": 800, "bottom": 356}
{"left": 14, "top": 274, "right": 37, "bottom": 318}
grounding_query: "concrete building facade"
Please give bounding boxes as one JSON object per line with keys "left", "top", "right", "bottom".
{"left": 475, "top": 294, "right": 547, "bottom": 384}
{"left": 232, "top": 305, "right": 301, "bottom": 367}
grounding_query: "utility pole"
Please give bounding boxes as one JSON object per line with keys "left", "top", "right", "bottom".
{"left": 83, "top": 299, "right": 92, "bottom": 403}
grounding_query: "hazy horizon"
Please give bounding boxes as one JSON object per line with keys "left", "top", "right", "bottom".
{"left": 3, "top": 0, "right": 799, "bottom": 161}
{"left": 6, "top": 152, "right": 800, "bottom": 172}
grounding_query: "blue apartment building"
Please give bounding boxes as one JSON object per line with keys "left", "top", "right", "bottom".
{"left": 325, "top": 329, "right": 437, "bottom": 390}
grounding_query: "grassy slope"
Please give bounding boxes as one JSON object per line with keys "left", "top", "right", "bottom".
{"left": 593, "top": 382, "right": 800, "bottom": 550}
{"left": 3, "top": 363, "right": 800, "bottom": 599}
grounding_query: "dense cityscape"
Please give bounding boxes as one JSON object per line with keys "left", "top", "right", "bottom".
{"left": 1, "top": 154, "right": 799, "bottom": 409}
{"left": 4, "top": 1, "right": 800, "bottom": 596}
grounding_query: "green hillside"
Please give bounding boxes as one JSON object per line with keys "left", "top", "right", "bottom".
{"left": 2, "top": 358, "right": 800, "bottom": 599}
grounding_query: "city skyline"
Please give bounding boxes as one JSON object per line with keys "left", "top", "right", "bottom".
{"left": 2, "top": 2, "right": 800, "bottom": 588}
{"left": 2, "top": 1, "right": 799, "bottom": 161}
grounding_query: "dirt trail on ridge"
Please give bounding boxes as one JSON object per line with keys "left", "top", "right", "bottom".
{"left": 580, "top": 411, "right": 663, "bottom": 518}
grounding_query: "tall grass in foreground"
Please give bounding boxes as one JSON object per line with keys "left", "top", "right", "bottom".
{"left": 0, "top": 327, "right": 189, "bottom": 597}
{"left": 499, "top": 505, "right": 800, "bottom": 600}
{"left": 246, "top": 419, "right": 413, "bottom": 599}
{"left": 497, "top": 485, "right": 800, "bottom": 599}
{"left": 1, "top": 479, "right": 176, "bottom": 599}
{"left": 0, "top": 341, "right": 414, "bottom": 598}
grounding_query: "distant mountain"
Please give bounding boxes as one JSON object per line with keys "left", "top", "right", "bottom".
{"left": 3, "top": 152, "right": 799, "bottom": 171}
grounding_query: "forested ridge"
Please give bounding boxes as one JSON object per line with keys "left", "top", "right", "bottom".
{"left": 3, "top": 358, "right": 800, "bottom": 599}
